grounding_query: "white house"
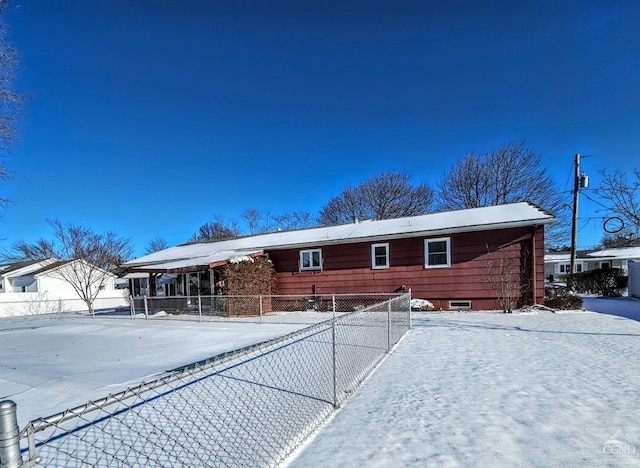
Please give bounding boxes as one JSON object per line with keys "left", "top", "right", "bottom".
{"left": 544, "top": 247, "right": 640, "bottom": 280}
{"left": 0, "top": 259, "right": 58, "bottom": 293}
{"left": 0, "top": 259, "right": 127, "bottom": 317}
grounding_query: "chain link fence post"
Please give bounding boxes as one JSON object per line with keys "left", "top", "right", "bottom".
{"left": 332, "top": 317, "right": 338, "bottom": 408}
{"left": 143, "top": 296, "right": 149, "bottom": 320}
{"left": 408, "top": 288, "right": 412, "bottom": 329}
{"left": 332, "top": 293, "right": 336, "bottom": 320}
{"left": 387, "top": 301, "right": 392, "bottom": 353}
{"left": 0, "top": 400, "right": 23, "bottom": 468}
{"left": 129, "top": 295, "right": 135, "bottom": 319}
{"left": 259, "top": 295, "right": 263, "bottom": 325}
{"left": 198, "top": 295, "right": 202, "bottom": 323}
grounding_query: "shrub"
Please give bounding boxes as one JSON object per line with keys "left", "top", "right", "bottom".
{"left": 545, "top": 293, "right": 583, "bottom": 310}
{"left": 222, "top": 256, "right": 277, "bottom": 316}
{"left": 568, "top": 268, "right": 627, "bottom": 297}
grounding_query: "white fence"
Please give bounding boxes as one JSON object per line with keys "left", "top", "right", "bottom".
{"left": 0, "top": 291, "right": 129, "bottom": 318}
{"left": 629, "top": 260, "right": 640, "bottom": 298}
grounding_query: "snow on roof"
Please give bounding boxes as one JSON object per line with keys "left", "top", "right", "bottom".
{"left": 124, "top": 202, "right": 555, "bottom": 271}
{"left": 587, "top": 247, "right": 640, "bottom": 259}
{"left": 0, "top": 259, "right": 58, "bottom": 278}
{"left": 544, "top": 253, "right": 571, "bottom": 262}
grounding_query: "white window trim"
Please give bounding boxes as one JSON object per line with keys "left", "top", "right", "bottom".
{"left": 424, "top": 237, "right": 451, "bottom": 268}
{"left": 300, "top": 249, "right": 322, "bottom": 271}
{"left": 371, "top": 243, "right": 390, "bottom": 269}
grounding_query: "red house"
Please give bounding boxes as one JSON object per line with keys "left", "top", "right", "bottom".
{"left": 123, "top": 202, "right": 555, "bottom": 311}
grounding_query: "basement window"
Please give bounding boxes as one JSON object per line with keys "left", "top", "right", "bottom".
{"left": 449, "top": 300, "right": 472, "bottom": 310}
{"left": 371, "top": 243, "right": 390, "bottom": 269}
{"left": 425, "top": 237, "right": 451, "bottom": 268}
{"left": 300, "top": 249, "right": 322, "bottom": 271}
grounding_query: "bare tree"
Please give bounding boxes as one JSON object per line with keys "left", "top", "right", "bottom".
{"left": 318, "top": 171, "right": 435, "bottom": 225}
{"left": 242, "top": 208, "right": 264, "bottom": 235}
{"left": 437, "top": 142, "right": 566, "bottom": 244}
{"left": 145, "top": 237, "right": 169, "bottom": 254}
{"left": 9, "top": 220, "right": 134, "bottom": 315}
{"left": 0, "top": 1, "right": 22, "bottom": 213}
{"left": 597, "top": 169, "right": 640, "bottom": 239}
{"left": 600, "top": 229, "right": 640, "bottom": 249}
{"left": 193, "top": 216, "right": 240, "bottom": 241}
{"left": 242, "top": 209, "right": 315, "bottom": 234}
{"left": 272, "top": 211, "right": 315, "bottom": 231}
{"left": 484, "top": 244, "right": 531, "bottom": 313}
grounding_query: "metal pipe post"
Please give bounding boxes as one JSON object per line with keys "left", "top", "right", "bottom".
{"left": 0, "top": 400, "right": 23, "bottom": 468}
{"left": 332, "top": 318, "right": 338, "bottom": 408}
{"left": 387, "top": 301, "right": 392, "bottom": 352}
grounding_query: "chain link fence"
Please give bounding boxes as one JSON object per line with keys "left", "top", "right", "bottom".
{"left": 0, "top": 293, "right": 411, "bottom": 467}
{"left": 126, "top": 293, "right": 405, "bottom": 325}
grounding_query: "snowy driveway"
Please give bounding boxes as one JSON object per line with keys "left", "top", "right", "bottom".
{"left": 289, "top": 305, "right": 640, "bottom": 467}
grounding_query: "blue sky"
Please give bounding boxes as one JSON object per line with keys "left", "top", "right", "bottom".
{"left": 1, "top": 0, "right": 639, "bottom": 258}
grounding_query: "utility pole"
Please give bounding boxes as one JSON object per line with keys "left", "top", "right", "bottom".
{"left": 570, "top": 153, "right": 580, "bottom": 277}
{"left": 570, "top": 153, "right": 589, "bottom": 279}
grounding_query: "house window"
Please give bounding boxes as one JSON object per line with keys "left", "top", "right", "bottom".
{"left": 560, "top": 263, "right": 582, "bottom": 273}
{"left": 371, "top": 243, "right": 389, "bottom": 269}
{"left": 300, "top": 249, "right": 322, "bottom": 271}
{"left": 425, "top": 238, "right": 450, "bottom": 268}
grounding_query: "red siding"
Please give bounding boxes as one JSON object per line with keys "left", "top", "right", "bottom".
{"left": 267, "top": 225, "right": 546, "bottom": 311}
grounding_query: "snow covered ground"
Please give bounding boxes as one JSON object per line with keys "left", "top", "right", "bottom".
{"left": 2, "top": 297, "right": 640, "bottom": 467}
{"left": 288, "top": 297, "right": 640, "bottom": 467}
{"left": 0, "top": 314, "right": 306, "bottom": 426}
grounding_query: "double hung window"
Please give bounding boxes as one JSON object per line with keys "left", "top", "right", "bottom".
{"left": 371, "top": 243, "right": 390, "bottom": 269}
{"left": 300, "top": 249, "right": 322, "bottom": 270}
{"left": 425, "top": 238, "right": 451, "bottom": 268}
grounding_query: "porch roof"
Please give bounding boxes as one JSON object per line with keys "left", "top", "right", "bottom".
{"left": 127, "top": 249, "right": 264, "bottom": 273}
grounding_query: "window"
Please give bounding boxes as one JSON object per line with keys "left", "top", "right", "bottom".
{"left": 300, "top": 249, "right": 322, "bottom": 270}
{"left": 560, "top": 263, "right": 582, "bottom": 273}
{"left": 371, "top": 243, "right": 389, "bottom": 269}
{"left": 449, "top": 300, "right": 471, "bottom": 309}
{"left": 425, "top": 237, "right": 450, "bottom": 268}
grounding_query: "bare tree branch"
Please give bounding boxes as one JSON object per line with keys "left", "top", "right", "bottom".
{"left": 193, "top": 216, "right": 240, "bottom": 241}
{"left": 319, "top": 171, "right": 435, "bottom": 225}
{"left": 145, "top": 237, "right": 169, "bottom": 254}
{"left": 597, "top": 169, "right": 640, "bottom": 238}
{"left": 438, "top": 141, "right": 567, "bottom": 245}
{"left": 8, "top": 220, "right": 134, "bottom": 315}
{"left": 0, "top": 1, "right": 23, "bottom": 213}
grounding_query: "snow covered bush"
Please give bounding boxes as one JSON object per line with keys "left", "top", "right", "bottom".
{"left": 410, "top": 298, "right": 435, "bottom": 311}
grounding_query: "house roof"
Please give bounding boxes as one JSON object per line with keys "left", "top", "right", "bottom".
{"left": 32, "top": 259, "right": 117, "bottom": 279}
{"left": 587, "top": 247, "right": 640, "bottom": 259}
{"left": 0, "top": 259, "right": 58, "bottom": 278}
{"left": 545, "top": 246, "right": 640, "bottom": 264}
{"left": 124, "top": 202, "right": 555, "bottom": 273}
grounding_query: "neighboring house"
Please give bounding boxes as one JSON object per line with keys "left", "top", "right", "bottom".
{"left": 544, "top": 247, "right": 640, "bottom": 280}
{"left": 0, "top": 258, "right": 118, "bottom": 295}
{"left": 0, "top": 259, "right": 125, "bottom": 317}
{"left": 0, "top": 259, "right": 58, "bottom": 293}
{"left": 123, "top": 202, "right": 555, "bottom": 311}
